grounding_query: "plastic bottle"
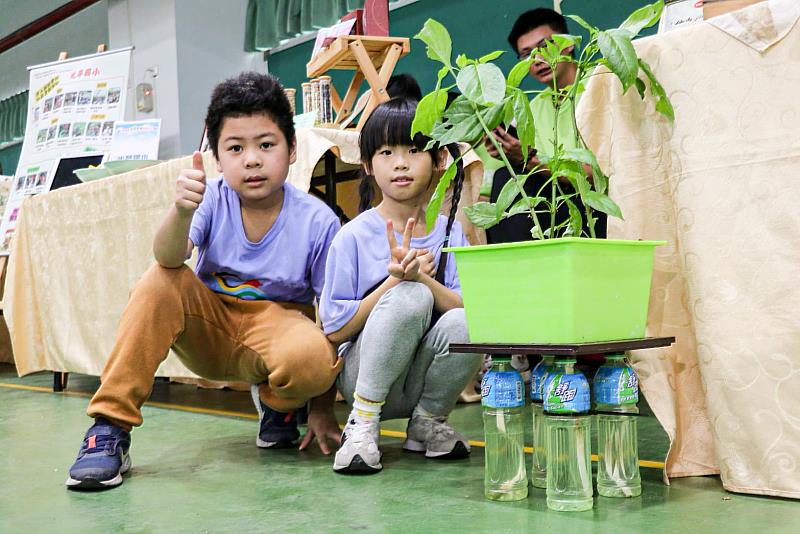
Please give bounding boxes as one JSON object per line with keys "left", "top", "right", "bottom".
{"left": 594, "top": 353, "right": 641, "bottom": 498}
{"left": 530, "top": 355, "right": 555, "bottom": 488}
{"left": 482, "top": 357, "right": 528, "bottom": 501}
{"left": 543, "top": 358, "right": 593, "bottom": 512}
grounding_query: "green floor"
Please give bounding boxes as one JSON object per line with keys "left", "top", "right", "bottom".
{"left": 1, "top": 364, "right": 798, "bottom": 533}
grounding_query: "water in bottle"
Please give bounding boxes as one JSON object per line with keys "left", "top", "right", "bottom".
{"left": 482, "top": 357, "right": 528, "bottom": 501}
{"left": 530, "top": 355, "right": 555, "bottom": 488}
{"left": 544, "top": 358, "right": 593, "bottom": 512}
{"left": 594, "top": 353, "right": 641, "bottom": 498}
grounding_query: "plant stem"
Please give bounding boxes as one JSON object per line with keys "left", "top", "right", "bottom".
{"left": 474, "top": 104, "right": 544, "bottom": 239}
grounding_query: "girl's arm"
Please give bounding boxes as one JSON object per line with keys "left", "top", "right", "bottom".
{"left": 414, "top": 272, "right": 463, "bottom": 313}
{"left": 326, "top": 275, "right": 401, "bottom": 345}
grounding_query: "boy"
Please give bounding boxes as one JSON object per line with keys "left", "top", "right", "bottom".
{"left": 66, "top": 72, "right": 343, "bottom": 490}
{"left": 484, "top": 8, "right": 605, "bottom": 242}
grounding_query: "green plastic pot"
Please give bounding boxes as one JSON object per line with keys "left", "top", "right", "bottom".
{"left": 444, "top": 237, "right": 665, "bottom": 344}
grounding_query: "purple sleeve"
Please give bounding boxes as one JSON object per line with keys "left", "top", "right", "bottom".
{"left": 310, "top": 212, "right": 341, "bottom": 300}
{"left": 188, "top": 182, "right": 216, "bottom": 248}
{"left": 444, "top": 221, "right": 469, "bottom": 294}
{"left": 319, "top": 231, "right": 361, "bottom": 335}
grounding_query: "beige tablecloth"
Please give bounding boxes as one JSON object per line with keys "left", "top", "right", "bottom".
{"left": 577, "top": 0, "right": 800, "bottom": 499}
{"left": 4, "top": 127, "right": 484, "bottom": 379}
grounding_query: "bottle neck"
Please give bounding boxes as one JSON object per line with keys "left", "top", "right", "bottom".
{"left": 492, "top": 359, "right": 512, "bottom": 372}
{"left": 552, "top": 359, "right": 576, "bottom": 374}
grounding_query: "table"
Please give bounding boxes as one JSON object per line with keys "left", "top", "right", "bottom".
{"left": 3, "top": 126, "right": 486, "bottom": 382}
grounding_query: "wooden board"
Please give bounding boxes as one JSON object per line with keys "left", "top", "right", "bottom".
{"left": 306, "top": 35, "right": 410, "bottom": 78}
{"left": 449, "top": 337, "right": 676, "bottom": 356}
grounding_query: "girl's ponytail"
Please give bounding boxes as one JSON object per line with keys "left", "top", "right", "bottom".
{"left": 358, "top": 172, "right": 374, "bottom": 213}
{"left": 434, "top": 143, "right": 465, "bottom": 285}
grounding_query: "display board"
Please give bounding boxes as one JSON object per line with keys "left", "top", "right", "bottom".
{"left": 0, "top": 47, "right": 132, "bottom": 255}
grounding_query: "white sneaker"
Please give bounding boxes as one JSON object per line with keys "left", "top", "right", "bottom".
{"left": 403, "top": 415, "right": 471, "bottom": 459}
{"left": 333, "top": 419, "right": 382, "bottom": 474}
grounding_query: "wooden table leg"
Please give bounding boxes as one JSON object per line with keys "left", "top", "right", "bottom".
{"left": 335, "top": 71, "right": 365, "bottom": 125}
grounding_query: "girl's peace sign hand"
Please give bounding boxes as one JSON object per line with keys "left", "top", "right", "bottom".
{"left": 386, "top": 218, "right": 422, "bottom": 281}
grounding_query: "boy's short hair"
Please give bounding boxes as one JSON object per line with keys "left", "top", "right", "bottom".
{"left": 507, "top": 8, "right": 569, "bottom": 53}
{"left": 205, "top": 72, "right": 295, "bottom": 158}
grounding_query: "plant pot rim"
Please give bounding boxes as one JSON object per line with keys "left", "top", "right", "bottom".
{"left": 443, "top": 236, "right": 666, "bottom": 254}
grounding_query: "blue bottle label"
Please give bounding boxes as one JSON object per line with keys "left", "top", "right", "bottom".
{"left": 594, "top": 365, "right": 639, "bottom": 405}
{"left": 530, "top": 363, "right": 550, "bottom": 402}
{"left": 544, "top": 372, "right": 590, "bottom": 413}
{"left": 481, "top": 370, "right": 524, "bottom": 408}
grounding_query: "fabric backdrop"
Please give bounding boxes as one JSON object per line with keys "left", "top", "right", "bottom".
{"left": 577, "top": 0, "right": 800, "bottom": 498}
{"left": 4, "top": 127, "right": 484, "bottom": 377}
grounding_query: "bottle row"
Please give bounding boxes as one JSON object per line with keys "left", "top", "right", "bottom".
{"left": 482, "top": 354, "right": 641, "bottom": 511}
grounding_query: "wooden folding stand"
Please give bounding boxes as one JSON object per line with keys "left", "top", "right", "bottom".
{"left": 306, "top": 35, "right": 410, "bottom": 129}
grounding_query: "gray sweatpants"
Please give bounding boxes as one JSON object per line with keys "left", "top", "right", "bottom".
{"left": 337, "top": 282, "right": 483, "bottom": 420}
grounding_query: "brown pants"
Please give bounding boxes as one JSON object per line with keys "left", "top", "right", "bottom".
{"left": 87, "top": 264, "right": 342, "bottom": 430}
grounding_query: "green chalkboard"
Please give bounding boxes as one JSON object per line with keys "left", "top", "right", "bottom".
{"left": 268, "top": 0, "right": 658, "bottom": 103}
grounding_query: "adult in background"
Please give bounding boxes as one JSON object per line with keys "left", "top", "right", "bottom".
{"left": 484, "top": 8, "right": 606, "bottom": 243}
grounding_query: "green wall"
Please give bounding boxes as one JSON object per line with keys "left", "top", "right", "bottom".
{"left": 267, "top": 0, "right": 657, "bottom": 102}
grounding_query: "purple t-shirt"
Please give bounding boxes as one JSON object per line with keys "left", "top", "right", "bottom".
{"left": 189, "top": 177, "right": 339, "bottom": 304}
{"left": 319, "top": 208, "right": 468, "bottom": 335}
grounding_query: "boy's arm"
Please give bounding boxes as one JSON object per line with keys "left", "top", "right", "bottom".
{"left": 153, "top": 152, "right": 206, "bottom": 268}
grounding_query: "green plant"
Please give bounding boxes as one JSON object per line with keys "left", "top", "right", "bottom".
{"left": 412, "top": 0, "right": 673, "bottom": 239}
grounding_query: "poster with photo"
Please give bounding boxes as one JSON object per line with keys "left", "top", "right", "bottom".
{"left": 108, "top": 119, "right": 161, "bottom": 162}
{"left": 0, "top": 47, "right": 132, "bottom": 255}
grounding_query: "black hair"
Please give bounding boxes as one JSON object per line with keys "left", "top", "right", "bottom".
{"left": 386, "top": 73, "right": 423, "bottom": 101}
{"left": 205, "top": 71, "right": 295, "bottom": 159}
{"left": 358, "top": 97, "right": 465, "bottom": 285}
{"left": 507, "top": 8, "right": 569, "bottom": 53}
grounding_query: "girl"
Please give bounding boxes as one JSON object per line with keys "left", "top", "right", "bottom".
{"left": 319, "top": 98, "right": 483, "bottom": 473}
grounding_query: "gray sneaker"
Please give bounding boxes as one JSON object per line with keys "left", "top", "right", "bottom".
{"left": 403, "top": 415, "right": 471, "bottom": 459}
{"left": 333, "top": 419, "right": 382, "bottom": 474}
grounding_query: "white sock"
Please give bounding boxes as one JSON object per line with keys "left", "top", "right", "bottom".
{"left": 351, "top": 393, "right": 383, "bottom": 425}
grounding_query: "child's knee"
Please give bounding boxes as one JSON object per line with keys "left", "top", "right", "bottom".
{"left": 380, "top": 282, "right": 434, "bottom": 319}
{"left": 438, "top": 307, "right": 469, "bottom": 343}
{"left": 133, "top": 263, "right": 194, "bottom": 299}
{"left": 260, "top": 321, "right": 342, "bottom": 411}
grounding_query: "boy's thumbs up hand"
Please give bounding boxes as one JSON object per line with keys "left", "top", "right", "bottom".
{"left": 175, "top": 151, "right": 207, "bottom": 216}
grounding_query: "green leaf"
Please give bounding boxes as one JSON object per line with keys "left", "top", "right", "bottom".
{"left": 414, "top": 19, "right": 452, "bottom": 68}
{"left": 481, "top": 102, "right": 506, "bottom": 131}
{"left": 502, "top": 97, "right": 515, "bottom": 127}
{"left": 562, "top": 147, "right": 594, "bottom": 166}
{"left": 567, "top": 14, "right": 598, "bottom": 36}
{"left": 430, "top": 99, "right": 484, "bottom": 145}
{"left": 411, "top": 90, "right": 449, "bottom": 137}
{"left": 456, "top": 53, "right": 469, "bottom": 68}
{"left": 457, "top": 63, "right": 506, "bottom": 106}
{"left": 598, "top": 29, "right": 638, "bottom": 93}
{"left": 619, "top": 1, "right": 664, "bottom": 37}
{"left": 565, "top": 199, "right": 583, "bottom": 237}
{"left": 506, "top": 196, "right": 546, "bottom": 218}
{"left": 479, "top": 50, "right": 504, "bottom": 63}
{"left": 634, "top": 77, "right": 646, "bottom": 99}
{"left": 512, "top": 89, "right": 535, "bottom": 158}
{"left": 426, "top": 161, "right": 458, "bottom": 232}
{"left": 495, "top": 173, "right": 529, "bottom": 216}
{"left": 551, "top": 34, "right": 582, "bottom": 54}
{"left": 583, "top": 190, "right": 623, "bottom": 219}
{"left": 562, "top": 147, "right": 609, "bottom": 194}
{"left": 639, "top": 58, "right": 675, "bottom": 122}
{"left": 507, "top": 56, "right": 534, "bottom": 88}
{"left": 463, "top": 201, "right": 501, "bottom": 229}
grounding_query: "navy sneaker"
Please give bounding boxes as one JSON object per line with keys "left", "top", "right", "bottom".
{"left": 65, "top": 418, "right": 131, "bottom": 490}
{"left": 250, "top": 385, "right": 300, "bottom": 448}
